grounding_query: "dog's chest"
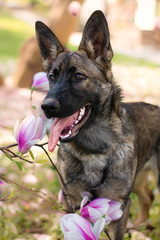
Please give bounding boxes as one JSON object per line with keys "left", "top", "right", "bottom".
{"left": 82, "top": 154, "right": 108, "bottom": 185}
{"left": 58, "top": 145, "right": 109, "bottom": 186}
{"left": 58, "top": 139, "right": 136, "bottom": 189}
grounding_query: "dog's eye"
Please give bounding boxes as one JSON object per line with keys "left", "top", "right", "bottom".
{"left": 48, "top": 74, "right": 55, "bottom": 82}
{"left": 75, "top": 73, "right": 87, "bottom": 81}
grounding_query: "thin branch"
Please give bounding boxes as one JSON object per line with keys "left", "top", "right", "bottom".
{"left": 36, "top": 144, "right": 65, "bottom": 188}
{"left": 1, "top": 141, "right": 73, "bottom": 211}
{"left": 1, "top": 148, "right": 33, "bottom": 164}
{"left": 0, "top": 175, "right": 60, "bottom": 209}
{"left": 35, "top": 143, "right": 74, "bottom": 211}
{"left": 104, "top": 228, "right": 112, "bottom": 240}
{"left": 0, "top": 143, "right": 18, "bottom": 149}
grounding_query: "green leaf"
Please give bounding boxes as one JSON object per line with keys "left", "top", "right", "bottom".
{"left": 7, "top": 189, "right": 15, "bottom": 200}
{"left": 0, "top": 237, "right": 7, "bottom": 240}
{"left": 36, "top": 158, "right": 48, "bottom": 164}
{"left": 4, "top": 153, "right": 13, "bottom": 161}
{"left": 29, "top": 150, "right": 35, "bottom": 160}
{"left": 15, "top": 161, "right": 23, "bottom": 171}
{"left": 30, "top": 87, "right": 35, "bottom": 94}
{"left": 52, "top": 205, "right": 58, "bottom": 210}
{"left": 130, "top": 192, "right": 136, "bottom": 200}
{"left": 32, "top": 105, "right": 36, "bottom": 110}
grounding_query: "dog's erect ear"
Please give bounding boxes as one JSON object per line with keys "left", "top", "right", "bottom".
{"left": 35, "top": 21, "right": 64, "bottom": 70}
{"left": 78, "top": 10, "right": 113, "bottom": 62}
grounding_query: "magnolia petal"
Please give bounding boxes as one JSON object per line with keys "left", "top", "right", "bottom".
{"left": 38, "top": 81, "right": 49, "bottom": 92}
{"left": 33, "top": 71, "right": 46, "bottom": 81}
{"left": 32, "top": 72, "right": 49, "bottom": 92}
{"left": 18, "top": 120, "right": 38, "bottom": 151}
{"left": 64, "top": 232, "right": 84, "bottom": 240}
{"left": 19, "top": 115, "right": 35, "bottom": 131}
{"left": 32, "top": 117, "right": 45, "bottom": 139}
{"left": 20, "top": 139, "right": 39, "bottom": 154}
{"left": 24, "top": 117, "right": 41, "bottom": 140}
{"left": 109, "top": 208, "right": 123, "bottom": 221}
{"left": 88, "top": 198, "right": 110, "bottom": 209}
{"left": 72, "top": 214, "right": 96, "bottom": 240}
{"left": 81, "top": 191, "right": 92, "bottom": 200}
{"left": 87, "top": 207, "right": 102, "bottom": 223}
{"left": 107, "top": 201, "right": 122, "bottom": 218}
{"left": 16, "top": 115, "right": 46, "bottom": 153}
{"left": 60, "top": 214, "right": 83, "bottom": 233}
{"left": 92, "top": 218, "right": 105, "bottom": 239}
{"left": 80, "top": 205, "right": 89, "bottom": 218}
{"left": 60, "top": 214, "right": 96, "bottom": 240}
{"left": 104, "top": 215, "right": 112, "bottom": 225}
{"left": 109, "top": 200, "right": 122, "bottom": 210}
{"left": 32, "top": 72, "right": 46, "bottom": 85}
{"left": 15, "top": 116, "right": 36, "bottom": 150}
{"left": 60, "top": 214, "right": 71, "bottom": 233}
{"left": 80, "top": 195, "right": 89, "bottom": 212}
{"left": 18, "top": 116, "right": 36, "bottom": 142}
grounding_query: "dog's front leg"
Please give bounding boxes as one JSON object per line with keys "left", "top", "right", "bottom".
{"left": 94, "top": 171, "right": 135, "bottom": 239}
{"left": 109, "top": 198, "right": 131, "bottom": 240}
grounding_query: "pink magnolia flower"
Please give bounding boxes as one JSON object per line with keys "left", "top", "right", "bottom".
{"left": 60, "top": 213, "right": 105, "bottom": 240}
{"left": 80, "top": 197, "right": 123, "bottom": 225}
{"left": 32, "top": 72, "right": 49, "bottom": 92}
{"left": 14, "top": 115, "right": 46, "bottom": 154}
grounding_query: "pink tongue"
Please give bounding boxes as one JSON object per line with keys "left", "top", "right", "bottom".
{"left": 48, "top": 111, "right": 79, "bottom": 152}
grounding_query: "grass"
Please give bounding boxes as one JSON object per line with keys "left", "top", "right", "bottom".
{"left": 66, "top": 43, "right": 160, "bottom": 69}
{"left": 0, "top": 11, "right": 34, "bottom": 62}
{"left": 1, "top": 148, "right": 160, "bottom": 240}
{"left": 113, "top": 52, "right": 159, "bottom": 68}
{"left": 0, "top": 11, "right": 159, "bottom": 70}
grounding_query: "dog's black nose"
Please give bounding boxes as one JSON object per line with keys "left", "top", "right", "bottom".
{"left": 41, "top": 99, "right": 60, "bottom": 118}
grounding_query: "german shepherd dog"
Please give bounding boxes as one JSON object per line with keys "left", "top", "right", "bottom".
{"left": 35, "top": 10, "right": 160, "bottom": 240}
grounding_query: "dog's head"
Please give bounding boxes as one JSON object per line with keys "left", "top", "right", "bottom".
{"left": 35, "top": 10, "right": 117, "bottom": 151}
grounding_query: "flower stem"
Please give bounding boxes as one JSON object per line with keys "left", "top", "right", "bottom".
{"left": 104, "top": 228, "right": 112, "bottom": 240}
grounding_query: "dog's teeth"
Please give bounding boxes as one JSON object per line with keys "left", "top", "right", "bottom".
{"left": 78, "top": 115, "right": 82, "bottom": 121}
{"left": 61, "top": 130, "right": 72, "bottom": 139}
{"left": 65, "top": 133, "right": 70, "bottom": 138}
{"left": 80, "top": 107, "right": 85, "bottom": 116}
{"left": 74, "top": 106, "right": 86, "bottom": 124}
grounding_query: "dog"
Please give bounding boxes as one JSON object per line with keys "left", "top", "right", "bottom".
{"left": 35, "top": 10, "right": 160, "bottom": 240}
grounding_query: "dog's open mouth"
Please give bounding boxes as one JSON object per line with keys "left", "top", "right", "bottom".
{"left": 48, "top": 104, "right": 91, "bottom": 152}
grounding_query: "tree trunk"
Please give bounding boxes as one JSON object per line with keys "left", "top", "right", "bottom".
{"left": 14, "top": 0, "right": 84, "bottom": 88}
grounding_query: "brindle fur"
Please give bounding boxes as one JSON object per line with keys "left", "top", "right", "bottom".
{"left": 36, "top": 11, "right": 160, "bottom": 240}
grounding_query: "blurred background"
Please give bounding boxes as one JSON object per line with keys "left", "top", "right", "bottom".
{"left": 0, "top": 0, "right": 160, "bottom": 127}
{"left": 0, "top": 1, "right": 160, "bottom": 239}
{"left": 0, "top": 0, "right": 160, "bottom": 87}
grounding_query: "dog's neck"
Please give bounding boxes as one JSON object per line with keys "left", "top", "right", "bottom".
{"left": 66, "top": 108, "right": 124, "bottom": 155}
{"left": 70, "top": 83, "right": 124, "bottom": 154}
